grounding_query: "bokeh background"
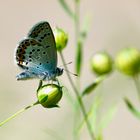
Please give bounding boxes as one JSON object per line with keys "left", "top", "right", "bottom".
{"left": 0, "top": 0, "right": 140, "bottom": 140}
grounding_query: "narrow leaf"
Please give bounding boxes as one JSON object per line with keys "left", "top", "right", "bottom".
{"left": 75, "top": 16, "right": 92, "bottom": 76}
{"left": 58, "top": 0, "right": 75, "bottom": 19}
{"left": 124, "top": 97, "right": 140, "bottom": 119}
{"left": 97, "top": 105, "right": 117, "bottom": 134}
{"left": 80, "top": 15, "right": 91, "bottom": 41}
{"left": 82, "top": 75, "right": 106, "bottom": 96}
{"left": 77, "top": 95, "right": 101, "bottom": 133}
{"left": 75, "top": 40, "right": 83, "bottom": 75}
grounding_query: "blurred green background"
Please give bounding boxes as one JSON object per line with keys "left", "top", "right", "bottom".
{"left": 0, "top": 0, "right": 140, "bottom": 140}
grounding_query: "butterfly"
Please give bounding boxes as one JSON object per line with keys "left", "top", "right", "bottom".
{"left": 15, "top": 21, "right": 63, "bottom": 81}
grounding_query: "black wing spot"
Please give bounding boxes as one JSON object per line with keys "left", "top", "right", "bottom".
{"left": 25, "top": 41, "right": 30, "bottom": 46}
{"left": 43, "top": 52, "right": 46, "bottom": 54}
{"left": 29, "top": 55, "right": 32, "bottom": 58}
{"left": 26, "top": 67, "right": 29, "bottom": 70}
{"left": 37, "top": 66, "right": 39, "bottom": 69}
{"left": 22, "top": 56, "right": 25, "bottom": 59}
{"left": 29, "top": 52, "right": 32, "bottom": 54}
{"left": 17, "top": 54, "right": 21, "bottom": 57}
{"left": 41, "top": 36, "right": 44, "bottom": 39}
{"left": 45, "top": 45, "right": 50, "bottom": 48}
{"left": 47, "top": 61, "right": 49, "bottom": 63}
{"left": 39, "top": 63, "right": 42, "bottom": 65}
{"left": 22, "top": 45, "right": 27, "bottom": 49}
{"left": 19, "top": 49, "right": 22, "bottom": 52}
{"left": 44, "top": 34, "right": 47, "bottom": 37}
{"left": 29, "top": 59, "right": 32, "bottom": 62}
{"left": 25, "top": 62, "right": 28, "bottom": 65}
{"left": 47, "top": 33, "right": 50, "bottom": 36}
{"left": 37, "top": 49, "right": 40, "bottom": 52}
{"left": 32, "top": 49, "right": 35, "bottom": 52}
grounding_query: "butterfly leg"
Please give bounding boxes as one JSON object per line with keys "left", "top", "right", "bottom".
{"left": 56, "top": 78, "right": 60, "bottom": 86}
{"left": 37, "top": 80, "right": 43, "bottom": 91}
{"left": 16, "top": 71, "right": 35, "bottom": 80}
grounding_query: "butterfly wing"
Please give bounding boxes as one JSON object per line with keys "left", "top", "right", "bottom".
{"left": 27, "top": 21, "right": 57, "bottom": 70}
{"left": 15, "top": 38, "right": 55, "bottom": 76}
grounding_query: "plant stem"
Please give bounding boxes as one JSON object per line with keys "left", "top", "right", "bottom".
{"left": 74, "top": 0, "right": 81, "bottom": 90}
{"left": 133, "top": 75, "right": 140, "bottom": 101}
{"left": 0, "top": 101, "right": 39, "bottom": 127}
{"left": 74, "top": 2, "right": 80, "bottom": 140}
{"left": 59, "top": 51, "right": 95, "bottom": 140}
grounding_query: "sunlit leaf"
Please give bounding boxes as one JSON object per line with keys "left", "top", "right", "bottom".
{"left": 124, "top": 97, "right": 140, "bottom": 119}
{"left": 58, "top": 0, "right": 75, "bottom": 19}
{"left": 82, "top": 75, "right": 106, "bottom": 96}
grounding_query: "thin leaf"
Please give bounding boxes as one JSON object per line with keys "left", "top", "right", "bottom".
{"left": 43, "top": 127, "right": 64, "bottom": 140}
{"left": 80, "top": 15, "right": 91, "bottom": 41}
{"left": 77, "top": 95, "right": 101, "bottom": 133}
{"left": 74, "top": 0, "right": 80, "bottom": 3}
{"left": 97, "top": 105, "right": 117, "bottom": 134}
{"left": 82, "top": 75, "right": 106, "bottom": 96}
{"left": 75, "top": 40, "right": 83, "bottom": 75}
{"left": 124, "top": 97, "right": 140, "bottom": 119}
{"left": 58, "top": 0, "right": 75, "bottom": 19}
{"left": 75, "top": 15, "right": 92, "bottom": 76}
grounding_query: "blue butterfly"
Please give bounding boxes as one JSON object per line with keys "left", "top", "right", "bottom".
{"left": 15, "top": 21, "right": 63, "bottom": 81}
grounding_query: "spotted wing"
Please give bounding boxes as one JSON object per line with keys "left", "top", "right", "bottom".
{"left": 27, "top": 21, "right": 57, "bottom": 70}
{"left": 15, "top": 38, "right": 55, "bottom": 75}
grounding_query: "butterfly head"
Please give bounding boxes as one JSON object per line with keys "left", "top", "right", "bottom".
{"left": 44, "top": 67, "right": 63, "bottom": 81}
{"left": 56, "top": 67, "right": 63, "bottom": 77}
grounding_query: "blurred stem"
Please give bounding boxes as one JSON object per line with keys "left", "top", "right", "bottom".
{"left": 59, "top": 51, "right": 95, "bottom": 140}
{"left": 0, "top": 101, "right": 39, "bottom": 127}
{"left": 133, "top": 75, "right": 140, "bottom": 101}
{"left": 74, "top": 2, "right": 80, "bottom": 139}
{"left": 74, "top": 0, "right": 81, "bottom": 89}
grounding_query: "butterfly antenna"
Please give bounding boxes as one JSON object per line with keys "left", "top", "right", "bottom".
{"left": 59, "top": 61, "right": 72, "bottom": 67}
{"left": 63, "top": 68, "right": 78, "bottom": 77}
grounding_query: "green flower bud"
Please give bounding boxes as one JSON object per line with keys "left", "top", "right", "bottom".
{"left": 115, "top": 47, "right": 140, "bottom": 76}
{"left": 37, "top": 84, "right": 63, "bottom": 108}
{"left": 90, "top": 51, "right": 113, "bottom": 75}
{"left": 54, "top": 27, "right": 68, "bottom": 51}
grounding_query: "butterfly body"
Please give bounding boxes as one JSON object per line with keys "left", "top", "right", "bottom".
{"left": 15, "top": 21, "right": 63, "bottom": 81}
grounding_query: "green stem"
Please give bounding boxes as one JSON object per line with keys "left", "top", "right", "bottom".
{"left": 59, "top": 51, "right": 95, "bottom": 140}
{"left": 74, "top": 2, "right": 80, "bottom": 140}
{"left": 133, "top": 75, "right": 140, "bottom": 101}
{"left": 0, "top": 101, "right": 39, "bottom": 127}
{"left": 75, "top": 0, "right": 81, "bottom": 90}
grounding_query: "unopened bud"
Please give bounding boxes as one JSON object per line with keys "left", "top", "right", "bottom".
{"left": 115, "top": 47, "right": 140, "bottom": 76}
{"left": 54, "top": 27, "right": 68, "bottom": 51}
{"left": 90, "top": 51, "right": 113, "bottom": 75}
{"left": 37, "top": 84, "right": 63, "bottom": 108}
